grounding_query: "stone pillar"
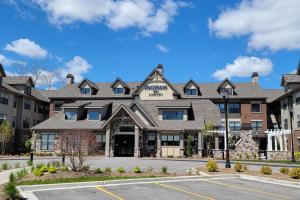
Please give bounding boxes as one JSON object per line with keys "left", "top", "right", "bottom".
{"left": 267, "top": 134, "right": 272, "bottom": 151}
{"left": 134, "top": 125, "right": 140, "bottom": 157}
{"left": 156, "top": 132, "right": 161, "bottom": 158}
{"left": 105, "top": 123, "right": 111, "bottom": 157}
{"left": 278, "top": 135, "right": 283, "bottom": 151}
{"left": 198, "top": 131, "right": 203, "bottom": 158}
{"left": 180, "top": 133, "right": 184, "bottom": 157}
{"left": 214, "top": 136, "right": 219, "bottom": 150}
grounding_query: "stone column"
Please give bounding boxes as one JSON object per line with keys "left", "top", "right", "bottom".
{"left": 134, "top": 125, "right": 140, "bottom": 157}
{"left": 214, "top": 136, "right": 219, "bottom": 150}
{"left": 267, "top": 134, "right": 272, "bottom": 151}
{"left": 156, "top": 132, "right": 161, "bottom": 158}
{"left": 105, "top": 123, "right": 111, "bottom": 157}
{"left": 198, "top": 131, "right": 203, "bottom": 158}
{"left": 180, "top": 133, "right": 185, "bottom": 157}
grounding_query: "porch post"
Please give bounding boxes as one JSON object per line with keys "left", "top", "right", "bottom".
{"left": 198, "top": 131, "right": 203, "bottom": 158}
{"left": 105, "top": 123, "right": 111, "bottom": 157}
{"left": 156, "top": 132, "right": 161, "bottom": 158}
{"left": 214, "top": 136, "right": 219, "bottom": 150}
{"left": 180, "top": 132, "right": 184, "bottom": 157}
{"left": 267, "top": 134, "right": 272, "bottom": 151}
{"left": 134, "top": 125, "right": 140, "bottom": 157}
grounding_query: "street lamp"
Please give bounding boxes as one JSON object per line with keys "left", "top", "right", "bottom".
{"left": 288, "top": 107, "right": 296, "bottom": 162}
{"left": 223, "top": 93, "right": 231, "bottom": 168}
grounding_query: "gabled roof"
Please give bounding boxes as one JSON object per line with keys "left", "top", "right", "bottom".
{"left": 111, "top": 78, "right": 130, "bottom": 89}
{"left": 78, "top": 78, "right": 98, "bottom": 90}
{"left": 3, "top": 76, "right": 35, "bottom": 87}
{"left": 0, "top": 64, "right": 6, "bottom": 77}
{"left": 183, "top": 79, "right": 199, "bottom": 90}
{"left": 217, "top": 78, "right": 236, "bottom": 90}
{"left": 133, "top": 67, "right": 180, "bottom": 96}
{"left": 280, "top": 74, "right": 300, "bottom": 86}
{"left": 130, "top": 101, "right": 158, "bottom": 127}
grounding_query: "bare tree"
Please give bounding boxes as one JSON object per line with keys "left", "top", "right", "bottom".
{"left": 60, "top": 130, "right": 97, "bottom": 172}
{"left": 0, "top": 121, "right": 13, "bottom": 154}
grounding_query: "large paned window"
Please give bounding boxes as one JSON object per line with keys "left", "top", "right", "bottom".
{"left": 41, "top": 134, "right": 55, "bottom": 150}
{"left": 88, "top": 111, "right": 100, "bottom": 120}
{"left": 184, "top": 88, "right": 197, "bottom": 96}
{"left": 80, "top": 88, "right": 91, "bottom": 95}
{"left": 251, "top": 120, "right": 263, "bottom": 131}
{"left": 218, "top": 103, "right": 225, "bottom": 113}
{"left": 0, "top": 114, "right": 7, "bottom": 125}
{"left": 23, "top": 117, "right": 30, "bottom": 128}
{"left": 113, "top": 88, "right": 124, "bottom": 95}
{"left": 228, "top": 103, "right": 240, "bottom": 113}
{"left": 161, "top": 134, "right": 180, "bottom": 146}
{"left": 65, "top": 111, "right": 77, "bottom": 120}
{"left": 251, "top": 103, "right": 261, "bottom": 112}
{"left": 229, "top": 121, "right": 241, "bottom": 131}
{"left": 24, "top": 98, "right": 31, "bottom": 110}
{"left": 0, "top": 91, "right": 8, "bottom": 105}
{"left": 220, "top": 88, "right": 233, "bottom": 95}
{"left": 96, "top": 134, "right": 106, "bottom": 143}
{"left": 162, "top": 110, "right": 184, "bottom": 120}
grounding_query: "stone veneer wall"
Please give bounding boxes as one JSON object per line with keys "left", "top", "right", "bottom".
{"left": 266, "top": 151, "right": 291, "bottom": 160}
{"left": 35, "top": 133, "right": 61, "bottom": 155}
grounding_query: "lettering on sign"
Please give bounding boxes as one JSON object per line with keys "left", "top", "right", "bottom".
{"left": 144, "top": 85, "right": 168, "bottom": 96}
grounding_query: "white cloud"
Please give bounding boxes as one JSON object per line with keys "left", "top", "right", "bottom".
{"left": 212, "top": 56, "right": 273, "bottom": 80}
{"left": 209, "top": 0, "right": 300, "bottom": 51}
{"left": 59, "top": 56, "right": 92, "bottom": 81}
{"left": 5, "top": 38, "right": 48, "bottom": 58}
{"left": 156, "top": 44, "right": 169, "bottom": 53}
{"left": 32, "top": 0, "right": 189, "bottom": 35}
{"left": 0, "top": 54, "right": 26, "bottom": 66}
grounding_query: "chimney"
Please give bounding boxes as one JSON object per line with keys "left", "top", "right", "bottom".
{"left": 251, "top": 72, "right": 259, "bottom": 84}
{"left": 66, "top": 73, "right": 74, "bottom": 84}
{"left": 296, "top": 60, "right": 300, "bottom": 75}
{"left": 156, "top": 64, "right": 164, "bottom": 75}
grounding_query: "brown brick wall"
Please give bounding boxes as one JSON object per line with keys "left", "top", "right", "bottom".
{"left": 240, "top": 101, "right": 267, "bottom": 131}
{"left": 288, "top": 130, "right": 300, "bottom": 152}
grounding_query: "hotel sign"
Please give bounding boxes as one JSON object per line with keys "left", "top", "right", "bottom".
{"left": 144, "top": 85, "right": 168, "bottom": 96}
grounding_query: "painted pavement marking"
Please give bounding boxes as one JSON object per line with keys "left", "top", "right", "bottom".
{"left": 96, "top": 186, "right": 125, "bottom": 200}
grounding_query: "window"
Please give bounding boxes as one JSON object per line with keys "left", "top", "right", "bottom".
{"left": 251, "top": 121, "right": 263, "bottom": 131}
{"left": 54, "top": 101, "right": 63, "bottom": 111}
{"left": 119, "top": 126, "right": 135, "bottom": 132}
{"left": 113, "top": 88, "right": 124, "bottom": 94}
{"left": 80, "top": 88, "right": 91, "bottom": 94}
{"left": 229, "top": 103, "right": 240, "bottom": 113}
{"left": 13, "top": 97, "right": 17, "bottom": 108}
{"left": 162, "top": 110, "right": 184, "bottom": 120}
{"left": 251, "top": 103, "right": 261, "bottom": 112}
{"left": 41, "top": 134, "right": 55, "bottom": 150}
{"left": 96, "top": 134, "right": 106, "bottom": 143}
{"left": 147, "top": 134, "right": 156, "bottom": 146}
{"left": 12, "top": 116, "right": 16, "bottom": 128}
{"left": 0, "top": 91, "right": 8, "bottom": 105}
{"left": 38, "top": 104, "right": 44, "bottom": 114}
{"left": 25, "top": 86, "right": 31, "bottom": 95}
{"left": 24, "top": 99, "right": 31, "bottom": 110}
{"left": 220, "top": 121, "right": 225, "bottom": 130}
{"left": 23, "top": 117, "right": 29, "bottom": 128}
{"left": 185, "top": 88, "right": 197, "bottom": 96}
{"left": 161, "top": 134, "right": 180, "bottom": 146}
{"left": 296, "top": 97, "right": 300, "bottom": 105}
{"left": 229, "top": 121, "right": 241, "bottom": 131}
{"left": 218, "top": 103, "right": 225, "bottom": 113}
{"left": 284, "top": 119, "right": 288, "bottom": 129}
{"left": 88, "top": 111, "right": 100, "bottom": 120}
{"left": 65, "top": 111, "right": 77, "bottom": 120}
{"left": 0, "top": 114, "right": 7, "bottom": 125}
{"left": 220, "top": 88, "right": 233, "bottom": 95}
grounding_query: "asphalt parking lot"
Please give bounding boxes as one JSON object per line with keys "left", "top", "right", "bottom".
{"left": 19, "top": 175, "right": 300, "bottom": 200}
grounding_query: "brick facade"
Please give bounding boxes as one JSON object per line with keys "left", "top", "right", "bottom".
{"left": 240, "top": 101, "right": 267, "bottom": 131}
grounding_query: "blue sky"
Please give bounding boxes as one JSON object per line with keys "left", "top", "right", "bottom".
{"left": 0, "top": 0, "right": 299, "bottom": 90}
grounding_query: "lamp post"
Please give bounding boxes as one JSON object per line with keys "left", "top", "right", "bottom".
{"left": 288, "top": 107, "right": 296, "bottom": 162}
{"left": 223, "top": 94, "right": 231, "bottom": 168}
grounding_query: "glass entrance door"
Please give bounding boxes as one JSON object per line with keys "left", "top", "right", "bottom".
{"left": 114, "top": 135, "right": 134, "bottom": 157}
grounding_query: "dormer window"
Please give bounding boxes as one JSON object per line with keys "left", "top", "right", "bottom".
{"left": 162, "top": 110, "right": 184, "bottom": 120}
{"left": 220, "top": 88, "right": 233, "bottom": 96}
{"left": 185, "top": 88, "right": 197, "bottom": 96}
{"left": 80, "top": 87, "right": 91, "bottom": 95}
{"left": 113, "top": 88, "right": 124, "bottom": 95}
{"left": 183, "top": 79, "right": 200, "bottom": 96}
{"left": 88, "top": 111, "right": 101, "bottom": 120}
{"left": 25, "top": 86, "right": 31, "bottom": 95}
{"left": 65, "top": 111, "right": 77, "bottom": 120}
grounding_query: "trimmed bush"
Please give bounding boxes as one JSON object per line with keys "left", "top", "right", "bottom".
{"left": 161, "top": 166, "right": 168, "bottom": 174}
{"left": 48, "top": 167, "right": 57, "bottom": 173}
{"left": 105, "top": 167, "right": 112, "bottom": 173}
{"left": 206, "top": 160, "right": 218, "bottom": 172}
{"left": 2, "top": 162, "right": 9, "bottom": 170}
{"left": 95, "top": 168, "right": 103, "bottom": 174}
{"left": 146, "top": 166, "right": 153, "bottom": 173}
{"left": 260, "top": 166, "right": 272, "bottom": 175}
{"left": 16, "top": 168, "right": 28, "bottom": 180}
{"left": 40, "top": 166, "right": 48, "bottom": 172}
{"left": 60, "top": 165, "right": 68, "bottom": 171}
{"left": 33, "top": 169, "right": 43, "bottom": 177}
{"left": 117, "top": 167, "right": 125, "bottom": 173}
{"left": 234, "top": 162, "right": 243, "bottom": 172}
{"left": 4, "top": 173, "right": 18, "bottom": 200}
{"left": 133, "top": 167, "right": 142, "bottom": 173}
{"left": 289, "top": 168, "right": 300, "bottom": 179}
{"left": 279, "top": 167, "right": 290, "bottom": 174}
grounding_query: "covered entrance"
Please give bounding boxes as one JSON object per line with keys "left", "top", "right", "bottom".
{"left": 114, "top": 135, "right": 134, "bottom": 157}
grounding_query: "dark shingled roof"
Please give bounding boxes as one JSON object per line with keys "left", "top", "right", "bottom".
{"left": 2, "top": 76, "right": 34, "bottom": 87}
{"left": 281, "top": 74, "right": 300, "bottom": 86}
{"left": 263, "top": 89, "right": 285, "bottom": 103}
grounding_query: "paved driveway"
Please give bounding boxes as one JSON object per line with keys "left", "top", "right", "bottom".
{"left": 19, "top": 175, "right": 300, "bottom": 200}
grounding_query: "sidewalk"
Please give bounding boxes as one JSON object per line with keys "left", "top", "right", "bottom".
{"left": 0, "top": 168, "right": 24, "bottom": 185}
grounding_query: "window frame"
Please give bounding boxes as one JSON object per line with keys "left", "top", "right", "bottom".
{"left": 0, "top": 113, "right": 7, "bottom": 125}
{"left": 161, "top": 134, "right": 180, "bottom": 146}
{"left": 80, "top": 87, "right": 91, "bottom": 95}
{"left": 229, "top": 121, "right": 241, "bottom": 131}
{"left": 88, "top": 111, "right": 101, "bottom": 121}
{"left": 162, "top": 110, "right": 184, "bottom": 120}
{"left": 113, "top": 87, "right": 124, "bottom": 95}
{"left": 24, "top": 98, "right": 31, "bottom": 110}
{"left": 228, "top": 103, "right": 240, "bottom": 114}
{"left": 184, "top": 88, "right": 197, "bottom": 96}
{"left": 251, "top": 103, "right": 261, "bottom": 113}
{"left": 41, "top": 133, "right": 55, "bottom": 150}
{"left": 22, "top": 117, "right": 30, "bottom": 128}
{"left": 251, "top": 120, "right": 263, "bottom": 131}
{"left": 64, "top": 111, "right": 77, "bottom": 120}
{"left": 0, "top": 91, "right": 9, "bottom": 105}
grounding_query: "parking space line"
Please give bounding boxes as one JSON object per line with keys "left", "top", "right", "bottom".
{"left": 96, "top": 186, "right": 125, "bottom": 200}
{"left": 207, "top": 180, "right": 291, "bottom": 199}
{"left": 153, "top": 182, "right": 215, "bottom": 200}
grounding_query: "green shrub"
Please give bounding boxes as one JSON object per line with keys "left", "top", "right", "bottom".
{"left": 16, "top": 168, "right": 28, "bottom": 180}
{"left": 33, "top": 169, "right": 43, "bottom": 177}
{"left": 14, "top": 162, "right": 20, "bottom": 169}
{"left": 260, "top": 166, "right": 272, "bottom": 175}
{"left": 295, "top": 152, "right": 300, "bottom": 160}
{"left": 234, "top": 162, "right": 243, "bottom": 172}
{"left": 133, "top": 167, "right": 142, "bottom": 173}
{"left": 2, "top": 162, "right": 9, "bottom": 170}
{"left": 95, "top": 168, "right": 103, "bottom": 174}
{"left": 48, "top": 167, "right": 57, "bottom": 173}
{"left": 24, "top": 139, "right": 32, "bottom": 153}
{"left": 206, "top": 160, "right": 218, "bottom": 172}
{"left": 105, "top": 167, "right": 112, "bottom": 173}
{"left": 117, "top": 167, "right": 125, "bottom": 173}
{"left": 40, "top": 166, "right": 48, "bottom": 172}
{"left": 185, "top": 135, "right": 193, "bottom": 157}
{"left": 146, "top": 166, "right": 153, "bottom": 173}
{"left": 279, "top": 167, "right": 290, "bottom": 174}
{"left": 27, "top": 160, "right": 33, "bottom": 166}
{"left": 4, "top": 173, "right": 18, "bottom": 200}
{"left": 81, "top": 165, "right": 90, "bottom": 172}
{"left": 60, "top": 165, "right": 68, "bottom": 171}
{"left": 245, "top": 153, "right": 250, "bottom": 160}
{"left": 289, "top": 168, "right": 300, "bottom": 179}
{"left": 36, "top": 163, "right": 44, "bottom": 169}
{"left": 161, "top": 166, "right": 168, "bottom": 174}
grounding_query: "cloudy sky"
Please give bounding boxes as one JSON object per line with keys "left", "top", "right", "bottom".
{"left": 0, "top": 0, "right": 299, "bottom": 89}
